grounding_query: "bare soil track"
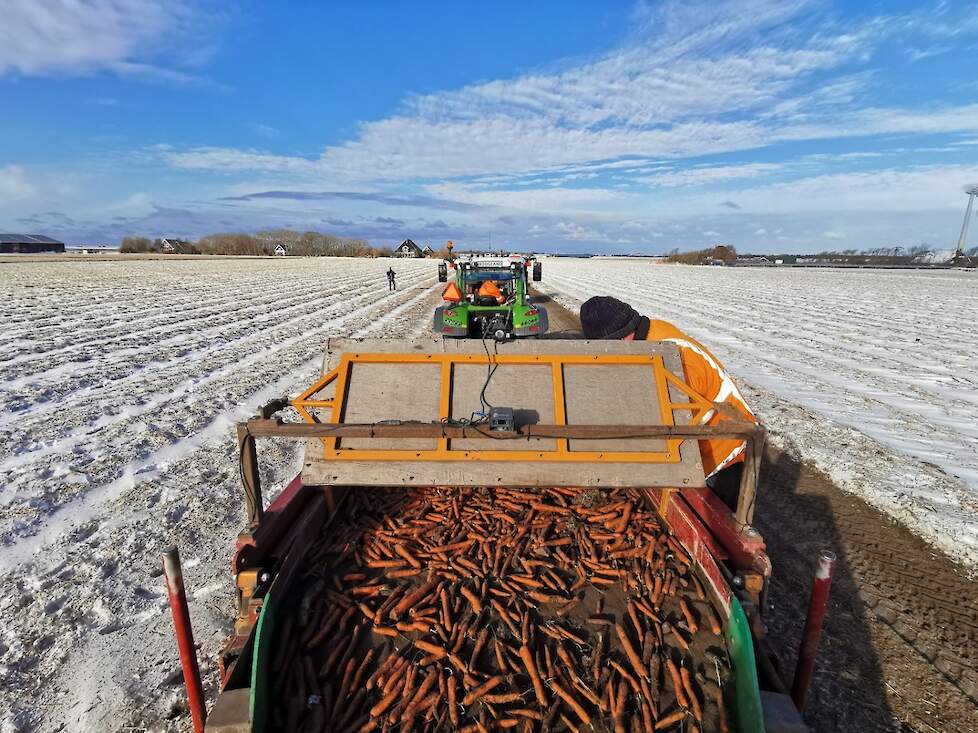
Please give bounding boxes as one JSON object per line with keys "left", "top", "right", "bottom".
{"left": 535, "top": 295, "right": 978, "bottom": 733}
{"left": 759, "top": 449, "right": 978, "bottom": 733}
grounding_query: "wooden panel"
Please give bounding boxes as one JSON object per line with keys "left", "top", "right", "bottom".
{"left": 562, "top": 364, "right": 665, "bottom": 453}
{"left": 302, "top": 440, "right": 704, "bottom": 487}
{"left": 340, "top": 362, "right": 441, "bottom": 450}
{"left": 451, "top": 362, "right": 556, "bottom": 451}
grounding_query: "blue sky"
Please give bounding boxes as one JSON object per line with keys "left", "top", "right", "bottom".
{"left": 2, "top": 0, "right": 978, "bottom": 253}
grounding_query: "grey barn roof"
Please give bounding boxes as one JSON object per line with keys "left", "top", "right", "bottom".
{"left": 0, "top": 234, "right": 65, "bottom": 245}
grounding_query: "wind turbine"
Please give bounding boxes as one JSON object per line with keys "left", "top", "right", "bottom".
{"left": 955, "top": 184, "right": 978, "bottom": 259}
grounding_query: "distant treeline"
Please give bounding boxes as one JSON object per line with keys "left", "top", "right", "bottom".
{"left": 120, "top": 229, "right": 387, "bottom": 257}
{"left": 665, "top": 245, "right": 737, "bottom": 265}
{"left": 664, "top": 243, "right": 974, "bottom": 266}
{"left": 815, "top": 245, "right": 977, "bottom": 259}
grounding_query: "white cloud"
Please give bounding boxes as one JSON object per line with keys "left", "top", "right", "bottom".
{"left": 0, "top": 165, "right": 35, "bottom": 200}
{"left": 162, "top": 147, "right": 319, "bottom": 174}
{"left": 0, "top": 0, "right": 214, "bottom": 80}
{"left": 823, "top": 230, "right": 847, "bottom": 240}
{"left": 248, "top": 123, "right": 280, "bottom": 139}
{"left": 696, "top": 165, "right": 978, "bottom": 214}
{"left": 424, "top": 182, "right": 620, "bottom": 212}
{"left": 155, "top": 1, "right": 978, "bottom": 187}
{"left": 636, "top": 163, "right": 782, "bottom": 187}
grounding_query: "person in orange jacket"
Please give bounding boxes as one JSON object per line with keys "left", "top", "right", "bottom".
{"left": 477, "top": 279, "right": 506, "bottom": 304}
{"left": 580, "top": 296, "right": 756, "bottom": 509}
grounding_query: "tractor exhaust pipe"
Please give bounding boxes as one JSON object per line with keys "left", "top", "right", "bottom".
{"left": 163, "top": 546, "right": 207, "bottom": 733}
{"left": 791, "top": 549, "right": 836, "bottom": 712}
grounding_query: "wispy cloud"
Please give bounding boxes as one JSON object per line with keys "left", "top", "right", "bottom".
{"left": 635, "top": 163, "right": 782, "bottom": 188}
{"left": 163, "top": 147, "right": 318, "bottom": 173}
{"left": 0, "top": 0, "right": 219, "bottom": 83}
{"left": 0, "top": 165, "right": 36, "bottom": 200}
{"left": 158, "top": 1, "right": 978, "bottom": 186}
{"left": 221, "top": 189, "right": 485, "bottom": 213}
{"left": 248, "top": 122, "right": 279, "bottom": 139}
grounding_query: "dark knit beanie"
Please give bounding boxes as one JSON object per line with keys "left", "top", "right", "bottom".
{"left": 580, "top": 296, "right": 642, "bottom": 339}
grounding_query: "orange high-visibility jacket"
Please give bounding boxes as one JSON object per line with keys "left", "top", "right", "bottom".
{"left": 643, "top": 319, "right": 756, "bottom": 477}
{"left": 478, "top": 280, "right": 505, "bottom": 304}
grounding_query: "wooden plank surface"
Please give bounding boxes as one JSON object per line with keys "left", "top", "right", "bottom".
{"left": 340, "top": 362, "right": 441, "bottom": 450}
{"left": 563, "top": 364, "right": 664, "bottom": 453}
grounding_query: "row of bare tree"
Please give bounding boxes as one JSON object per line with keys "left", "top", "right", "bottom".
{"left": 120, "top": 229, "right": 386, "bottom": 257}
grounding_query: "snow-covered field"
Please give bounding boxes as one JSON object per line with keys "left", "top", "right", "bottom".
{"left": 0, "top": 257, "right": 439, "bottom": 732}
{"left": 1, "top": 256, "right": 976, "bottom": 732}
{"left": 537, "top": 259, "right": 978, "bottom": 568}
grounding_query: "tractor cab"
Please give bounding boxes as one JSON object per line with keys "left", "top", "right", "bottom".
{"left": 434, "top": 256, "right": 548, "bottom": 339}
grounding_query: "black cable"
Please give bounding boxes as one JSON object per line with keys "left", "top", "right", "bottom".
{"left": 477, "top": 322, "right": 499, "bottom": 417}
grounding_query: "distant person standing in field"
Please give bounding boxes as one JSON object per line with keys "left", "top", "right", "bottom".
{"left": 580, "top": 296, "right": 757, "bottom": 509}
{"left": 387, "top": 267, "right": 396, "bottom": 291}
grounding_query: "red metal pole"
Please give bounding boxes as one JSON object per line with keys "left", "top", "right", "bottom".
{"left": 791, "top": 549, "right": 836, "bottom": 712}
{"left": 163, "top": 547, "right": 207, "bottom": 733}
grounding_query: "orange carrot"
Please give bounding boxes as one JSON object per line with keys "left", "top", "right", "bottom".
{"left": 367, "top": 558, "right": 408, "bottom": 569}
{"left": 654, "top": 709, "right": 685, "bottom": 729}
{"left": 549, "top": 680, "right": 591, "bottom": 725}
{"left": 615, "top": 623, "right": 647, "bottom": 683}
{"left": 370, "top": 681, "right": 403, "bottom": 717}
{"left": 509, "top": 709, "right": 544, "bottom": 720}
{"left": 518, "top": 645, "right": 547, "bottom": 707}
{"left": 665, "top": 658, "right": 689, "bottom": 709}
{"left": 447, "top": 675, "right": 459, "bottom": 727}
{"left": 392, "top": 579, "right": 437, "bottom": 619}
{"left": 459, "top": 584, "right": 483, "bottom": 613}
{"left": 679, "top": 597, "right": 698, "bottom": 634}
{"left": 414, "top": 640, "right": 447, "bottom": 659}
{"left": 462, "top": 675, "right": 504, "bottom": 705}
{"left": 681, "top": 665, "right": 703, "bottom": 722}
{"left": 483, "top": 692, "right": 523, "bottom": 704}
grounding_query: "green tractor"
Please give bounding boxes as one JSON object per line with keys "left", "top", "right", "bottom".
{"left": 434, "top": 256, "right": 548, "bottom": 339}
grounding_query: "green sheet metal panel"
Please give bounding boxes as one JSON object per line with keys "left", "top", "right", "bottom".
{"left": 249, "top": 593, "right": 275, "bottom": 733}
{"left": 726, "top": 596, "right": 766, "bottom": 733}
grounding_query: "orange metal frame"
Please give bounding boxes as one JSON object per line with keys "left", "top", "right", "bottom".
{"left": 291, "top": 352, "right": 714, "bottom": 463}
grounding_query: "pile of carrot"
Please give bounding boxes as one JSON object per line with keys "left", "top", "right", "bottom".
{"left": 270, "top": 486, "right": 732, "bottom": 732}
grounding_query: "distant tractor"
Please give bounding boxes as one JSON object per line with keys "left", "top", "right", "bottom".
{"left": 434, "top": 256, "right": 547, "bottom": 339}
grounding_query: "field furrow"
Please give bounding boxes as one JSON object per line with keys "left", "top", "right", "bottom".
{"left": 538, "top": 259, "right": 978, "bottom": 566}
{"left": 0, "top": 257, "right": 440, "bottom": 732}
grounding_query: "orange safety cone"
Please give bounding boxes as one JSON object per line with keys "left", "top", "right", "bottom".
{"left": 478, "top": 280, "right": 505, "bottom": 304}
{"left": 442, "top": 282, "right": 462, "bottom": 302}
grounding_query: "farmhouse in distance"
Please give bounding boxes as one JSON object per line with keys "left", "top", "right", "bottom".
{"left": 392, "top": 239, "right": 424, "bottom": 257}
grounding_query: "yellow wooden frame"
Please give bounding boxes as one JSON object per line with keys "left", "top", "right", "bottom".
{"left": 291, "top": 352, "right": 714, "bottom": 463}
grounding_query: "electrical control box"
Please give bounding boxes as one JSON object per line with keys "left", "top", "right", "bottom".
{"left": 489, "top": 406, "right": 515, "bottom": 433}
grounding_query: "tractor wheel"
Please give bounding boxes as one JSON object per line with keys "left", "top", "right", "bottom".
{"left": 532, "top": 262, "right": 542, "bottom": 282}
{"left": 438, "top": 264, "right": 448, "bottom": 282}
